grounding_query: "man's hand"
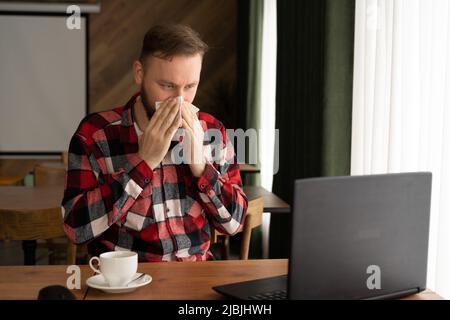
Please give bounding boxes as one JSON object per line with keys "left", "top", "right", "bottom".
{"left": 181, "top": 101, "right": 206, "bottom": 178}
{"left": 138, "top": 98, "right": 181, "bottom": 169}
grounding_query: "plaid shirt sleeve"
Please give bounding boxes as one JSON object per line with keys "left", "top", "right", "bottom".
{"left": 196, "top": 114, "right": 248, "bottom": 236}
{"left": 62, "top": 123, "right": 154, "bottom": 245}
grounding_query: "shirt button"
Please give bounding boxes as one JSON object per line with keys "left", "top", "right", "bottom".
{"left": 200, "top": 183, "right": 205, "bottom": 189}
{"left": 144, "top": 178, "right": 150, "bottom": 184}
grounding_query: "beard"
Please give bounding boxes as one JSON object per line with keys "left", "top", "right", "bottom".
{"left": 140, "top": 86, "right": 155, "bottom": 120}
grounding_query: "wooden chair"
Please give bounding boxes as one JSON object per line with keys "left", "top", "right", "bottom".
{"left": 34, "top": 164, "right": 66, "bottom": 187}
{"left": 33, "top": 163, "right": 78, "bottom": 265}
{"left": 61, "top": 151, "right": 68, "bottom": 166}
{"left": 0, "top": 207, "right": 76, "bottom": 265}
{"left": 211, "top": 197, "right": 264, "bottom": 260}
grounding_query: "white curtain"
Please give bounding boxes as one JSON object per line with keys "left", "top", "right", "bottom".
{"left": 259, "top": 0, "right": 277, "bottom": 258}
{"left": 352, "top": 0, "right": 450, "bottom": 298}
{"left": 260, "top": 0, "right": 277, "bottom": 192}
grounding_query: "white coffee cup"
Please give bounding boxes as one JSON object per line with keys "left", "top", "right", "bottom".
{"left": 89, "top": 251, "right": 138, "bottom": 287}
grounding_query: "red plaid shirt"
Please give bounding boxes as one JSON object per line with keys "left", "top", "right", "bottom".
{"left": 62, "top": 93, "right": 248, "bottom": 262}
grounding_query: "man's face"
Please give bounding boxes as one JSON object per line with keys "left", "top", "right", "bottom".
{"left": 134, "top": 53, "right": 202, "bottom": 118}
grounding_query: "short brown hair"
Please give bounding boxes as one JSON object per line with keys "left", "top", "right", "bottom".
{"left": 139, "top": 24, "right": 209, "bottom": 62}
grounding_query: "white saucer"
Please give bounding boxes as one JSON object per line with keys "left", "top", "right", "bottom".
{"left": 86, "top": 273, "right": 152, "bottom": 293}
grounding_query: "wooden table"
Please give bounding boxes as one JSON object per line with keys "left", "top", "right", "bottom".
{"left": 243, "top": 186, "right": 290, "bottom": 214}
{"left": 239, "top": 163, "right": 260, "bottom": 173}
{"left": 242, "top": 186, "right": 290, "bottom": 259}
{"left": 0, "top": 171, "right": 286, "bottom": 215}
{"left": 0, "top": 186, "right": 64, "bottom": 264}
{"left": 0, "top": 175, "right": 23, "bottom": 186}
{"left": 239, "top": 164, "right": 260, "bottom": 185}
{"left": 0, "top": 158, "right": 61, "bottom": 184}
{"left": 0, "top": 186, "right": 286, "bottom": 215}
{"left": 87, "top": 259, "right": 288, "bottom": 300}
{"left": 0, "top": 264, "right": 89, "bottom": 300}
{"left": 0, "top": 259, "right": 442, "bottom": 300}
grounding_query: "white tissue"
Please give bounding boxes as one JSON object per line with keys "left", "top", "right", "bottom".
{"left": 155, "top": 96, "right": 200, "bottom": 142}
{"left": 155, "top": 96, "right": 199, "bottom": 113}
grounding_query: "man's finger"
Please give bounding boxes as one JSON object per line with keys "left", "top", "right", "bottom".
{"left": 144, "top": 97, "right": 169, "bottom": 130}
{"left": 165, "top": 107, "right": 182, "bottom": 139}
{"left": 181, "top": 103, "right": 195, "bottom": 130}
{"left": 149, "top": 98, "right": 178, "bottom": 132}
{"left": 160, "top": 101, "right": 181, "bottom": 133}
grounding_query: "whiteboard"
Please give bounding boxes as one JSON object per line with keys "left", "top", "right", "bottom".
{"left": 0, "top": 14, "right": 86, "bottom": 154}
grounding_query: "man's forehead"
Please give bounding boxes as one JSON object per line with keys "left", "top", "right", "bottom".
{"left": 146, "top": 53, "right": 202, "bottom": 69}
{"left": 146, "top": 54, "right": 201, "bottom": 83}
{"left": 158, "top": 78, "right": 199, "bottom": 85}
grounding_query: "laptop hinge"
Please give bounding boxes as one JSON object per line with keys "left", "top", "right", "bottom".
{"left": 363, "top": 287, "right": 422, "bottom": 300}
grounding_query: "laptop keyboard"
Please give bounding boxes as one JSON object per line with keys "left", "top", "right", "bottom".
{"left": 248, "top": 290, "right": 288, "bottom": 300}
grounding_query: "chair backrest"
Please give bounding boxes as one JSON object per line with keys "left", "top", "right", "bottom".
{"left": 61, "top": 151, "right": 68, "bottom": 166}
{"left": 0, "top": 207, "right": 76, "bottom": 265}
{"left": 211, "top": 196, "right": 265, "bottom": 260}
{"left": 0, "top": 207, "right": 66, "bottom": 240}
{"left": 34, "top": 164, "right": 66, "bottom": 187}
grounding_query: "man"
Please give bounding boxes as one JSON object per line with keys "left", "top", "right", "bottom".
{"left": 62, "top": 24, "right": 248, "bottom": 262}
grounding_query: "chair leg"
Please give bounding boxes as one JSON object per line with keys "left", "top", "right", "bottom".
{"left": 47, "top": 239, "right": 57, "bottom": 264}
{"left": 240, "top": 225, "right": 252, "bottom": 260}
{"left": 22, "top": 240, "right": 37, "bottom": 265}
{"left": 66, "top": 242, "right": 77, "bottom": 265}
{"left": 220, "top": 236, "right": 230, "bottom": 260}
{"left": 78, "top": 244, "right": 90, "bottom": 264}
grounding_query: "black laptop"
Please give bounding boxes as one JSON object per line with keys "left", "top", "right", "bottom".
{"left": 213, "top": 172, "right": 432, "bottom": 300}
